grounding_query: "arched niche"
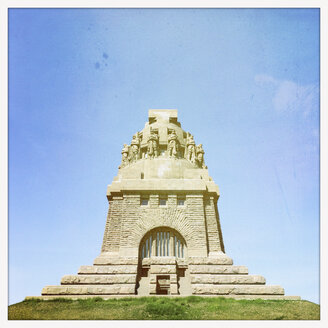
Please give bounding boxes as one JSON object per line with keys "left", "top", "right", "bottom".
{"left": 139, "top": 227, "right": 187, "bottom": 260}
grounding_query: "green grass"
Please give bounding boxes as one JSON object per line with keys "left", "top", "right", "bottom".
{"left": 8, "top": 297, "right": 320, "bottom": 320}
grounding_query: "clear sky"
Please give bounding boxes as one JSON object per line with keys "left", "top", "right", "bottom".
{"left": 8, "top": 8, "right": 319, "bottom": 305}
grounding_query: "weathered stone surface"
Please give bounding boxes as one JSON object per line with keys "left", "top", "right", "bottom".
{"left": 149, "top": 274, "right": 178, "bottom": 284}
{"left": 61, "top": 274, "right": 136, "bottom": 285}
{"left": 78, "top": 265, "right": 138, "bottom": 274}
{"left": 137, "top": 276, "right": 150, "bottom": 296}
{"left": 190, "top": 274, "right": 265, "bottom": 284}
{"left": 176, "top": 258, "right": 188, "bottom": 267}
{"left": 191, "top": 284, "right": 284, "bottom": 295}
{"left": 149, "top": 284, "right": 157, "bottom": 294}
{"left": 189, "top": 265, "right": 248, "bottom": 274}
{"left": 188, "top": 256, "right": 233, "bottom": 265}
{"left": 142, "top": 257, "right": 176, "bottom": 265}
{"left": 170, "top": 283, "right": 179, "bottom": 294}
{"left": 150, "top": 265, "right": 177, "bottom": 274}
{"left": 142, "top": 257, "right": 187, "bottom": 267}
{"left": 42, "top": 284, "right": 136, "bottom": 295}
{"left": 93, "top": 257, "right": 138, "bottom": 265}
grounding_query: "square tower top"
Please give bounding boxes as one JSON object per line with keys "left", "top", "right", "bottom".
{"left": 148, "top": 109, "right": 178, "bottom": 124}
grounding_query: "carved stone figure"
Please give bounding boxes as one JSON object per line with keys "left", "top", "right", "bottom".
{"left": 186, "top": 133, "right": 196, "bottom": 163}
{"left": 168, "top": 130, "right": 178, "bottom": 158}
{"left": 196, "top": 144, "right": 207, "bottom": 168}
{"left": 147, "top": 132, "right": 158, "bottom": 159}
{"left": 130, "top": 133, "right": 140, "bottom": 163}
{"left": 119, "top": 144, "right": 130, "bottom": 168}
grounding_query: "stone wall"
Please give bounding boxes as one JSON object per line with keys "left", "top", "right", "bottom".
{"left": 100, "top": 192, "right": 223, "bottom": 259}
{"left": 101, "top": 196, "right": 123, "bottom": 253}
{"left": 204, "top": 196, "right": 223, "bottom": 254}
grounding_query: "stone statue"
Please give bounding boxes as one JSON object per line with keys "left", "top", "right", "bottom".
{"left": 130, "top": 133, "right": 140, "bottom": 163}
{"left": 147, "top": 131, "right": 159, "bottom": 159}
{"left": 167, "top": 130, "right": 178, "bottom": 158}
{"left": 119, "top": 144, "right": 130, "bottom": 168}
{"left": 186, "top": 133, "right": 196, "bottom": 163}
{"left": 196, "top": 144, "right": 207, "bottom": 168}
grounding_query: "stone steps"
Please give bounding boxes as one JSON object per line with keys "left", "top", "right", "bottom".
{"left": 38, "top": 258, "right": 298, "bottom": 299}
{"left": 78, "top": 265, "right": 138, "bottom": 274}
{"left": 188, "top": 256, "right": 233, "bottom": 265}
{"left": 191, "top": 284, "right": 284, "bottom": 295}
{"left": 93, "top": 257, "right": 138, "bottom": 265}
{"left": 27, "top": 294, "right": 301, "bottom": 301}
{"left": 190, "top": 274, "right": 265, "bottom": 284}
{"left": 189, "top": 265, "right": 248, "bottom": 274}
{"left": 42, "top": 284, "right": 136, "bottom": 295}
{"left": 61, "top": 274, "right": 137, "bottom": 285}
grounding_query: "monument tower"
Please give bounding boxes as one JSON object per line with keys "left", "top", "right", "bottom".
{"left": 39, "top": 110, "right": 299, "bottom": 299}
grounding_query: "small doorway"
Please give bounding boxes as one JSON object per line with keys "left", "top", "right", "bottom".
{"left": 156, "top": 275, "right": 170, "bottom": 295}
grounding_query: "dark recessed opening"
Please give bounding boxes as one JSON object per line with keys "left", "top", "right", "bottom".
{"left": 156, "top": 275, "right": 170, "bottom": 295}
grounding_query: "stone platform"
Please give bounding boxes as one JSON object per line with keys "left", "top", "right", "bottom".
{"left": 27, "top": 295, "right": 301, "bottom": 301}
{"left": 38, "top": 255, "right": 301, "bottom": 300}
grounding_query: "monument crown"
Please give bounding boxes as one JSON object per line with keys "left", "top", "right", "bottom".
{"left": 109, "top": 109, "right": 216, "bottom": 198}
{"left": 118, "top": 109, "right": 205, "bottom": 171}
{"left": 148, "top": 109, "right": 178, "bottom": 122}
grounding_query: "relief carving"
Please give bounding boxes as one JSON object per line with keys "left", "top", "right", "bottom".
{"left": 129, "top": 133, "right": 140, "bottom": 163}
{"left": 196, "top": 144, "right": 207, "bottom": 168}
{"left": 118, "top": 129, "right": 205, "bottom": 167}
{"left": 167, "top": 130, "right": 179, "bottom": 158}
{"left": 147, "top": 131, "right": 159, "bottom": 159}
{"left": 119, "top": 144, "right": 130, "bottom": 168}
{"left": 186, "top": 133, "right": 196, "bottom": 163}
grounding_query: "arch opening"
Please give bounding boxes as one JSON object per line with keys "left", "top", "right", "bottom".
{"left": 139, "top": 227, "right": 187, "bottom": 259}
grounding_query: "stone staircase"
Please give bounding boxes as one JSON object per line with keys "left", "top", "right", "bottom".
{"left": 40, "top": 256, "right": 139, "bottom": 299}
{"left": 187, "top": 256, "right": 299, "bottom": 299}
{"left": 36, "top": 254, "right": 300, "bottom": 300}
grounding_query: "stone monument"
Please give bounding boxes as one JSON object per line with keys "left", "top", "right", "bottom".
{"left": 37, "top": 110, "right": 300, "bottom": 300}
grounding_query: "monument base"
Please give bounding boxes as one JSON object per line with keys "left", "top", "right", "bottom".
{"left": 38, "top": 254, "right": 301, "bottom": 300}
{"left": 26, "top": 295, "right": 301, "bottom": 301}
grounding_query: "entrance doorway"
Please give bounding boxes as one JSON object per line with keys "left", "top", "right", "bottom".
{"left": 156, "top": 275, "right": 170, "bottom": 295}
{"left": 136, "top": 227, "right": 190, "bottom": 296}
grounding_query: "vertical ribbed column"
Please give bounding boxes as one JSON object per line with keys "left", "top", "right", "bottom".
{"left": 119, "top": 194, "right": 140, "bottom": 257}
{"left": 149, "top": 194, "right": 159, "bottom": 208}
{"left": 101, "top": 204, "right": 111, "bottom": 253}
{"left": 204, "top": 196, "right": 224, "bottom": 253}
{"left": 170, "top": 233, "right": 174, "bottom": 257}
{"left": 186, "top": 194, "right": 208, "bottom": 257}
{"left": 168, "top": 195, "right": 177, "bottom": 207}
{"left": 101, "top": 196, "right": 123, "bottom": 253}
{"left": 152, "top": 231, "right": 156, "bottom": 256}
{"left": 214, "top": 199, "right": 225, "bottom": 253}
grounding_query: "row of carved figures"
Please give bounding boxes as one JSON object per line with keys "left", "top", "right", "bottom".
{"left": 119, "top": 130, "right": 207, "bottom": 169}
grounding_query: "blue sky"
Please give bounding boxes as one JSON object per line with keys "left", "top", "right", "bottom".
{"left": 8, "top": 8, "right": 319, "bottom": 305}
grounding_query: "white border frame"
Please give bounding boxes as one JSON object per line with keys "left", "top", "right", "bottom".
{"left": 1, "top": 1, "right": 326, "bottom": 327}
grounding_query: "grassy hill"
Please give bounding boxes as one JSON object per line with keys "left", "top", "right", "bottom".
{"left": 8, "top": 296, "right": 319, "bottom": 320}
